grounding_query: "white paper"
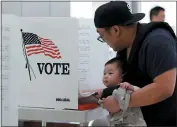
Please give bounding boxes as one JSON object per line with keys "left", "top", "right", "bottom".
{"left": 2, "top": 26, "right": 10, "bottom": 119}
{"left": 78, "top": 19, "right": 109, "bottom": 91}
{"left": 79, "top": 92, "right": 96, "bottom": 97}
{"left": 1, "top": 14, "right": 20, "bottom": 126}
{"left": 78, "top": 20, "right": 91, "bottom": 91}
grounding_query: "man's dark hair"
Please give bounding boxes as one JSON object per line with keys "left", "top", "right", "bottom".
{"left": 150, "top": 6, "right": 165, "bottom": 21}
{"left": 105, "top": 57, "right": 124, "bottom": 74}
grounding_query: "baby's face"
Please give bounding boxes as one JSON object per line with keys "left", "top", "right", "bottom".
{"left": 102, "top": 63, "right": 122, "bottom": 87}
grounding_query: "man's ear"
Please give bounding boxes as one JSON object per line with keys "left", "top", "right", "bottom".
{"left": 113, "top": 25, "right": 121, "bottom": 37}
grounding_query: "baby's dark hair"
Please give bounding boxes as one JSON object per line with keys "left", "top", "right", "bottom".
{"left": 105, "top": 57, "right": 124, "bottom": 75}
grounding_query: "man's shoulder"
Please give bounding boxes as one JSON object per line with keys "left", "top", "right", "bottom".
{"left": 138, "top": 28, "right": 177, "bottom": 68}
{"left": 139, "top": 22, "right": 176, "bottom": 41}
{"left": 146, "top": 28, "right": 175, "bottom": 41}
{"left": 141, "top": 28, "right": 176, "bottom": 49}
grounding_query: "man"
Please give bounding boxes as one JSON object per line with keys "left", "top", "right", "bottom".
{"left": 94, "top": 1, "right": 176, "bottom": 126}
{"left": 150, "top": 6, "right": 165, "bottom": 22}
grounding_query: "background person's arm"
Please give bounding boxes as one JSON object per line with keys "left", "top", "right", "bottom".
{"left": 129, "top": 34, "right": 177, "bottom": 107}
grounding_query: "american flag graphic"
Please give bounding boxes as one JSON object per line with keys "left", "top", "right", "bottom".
{"left": 22, "top": 32, "right": 61, "bottom": 59}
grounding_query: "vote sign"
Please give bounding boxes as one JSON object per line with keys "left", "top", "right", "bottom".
{"left": 19, "top": 17, "right": 79, "bottom": 109}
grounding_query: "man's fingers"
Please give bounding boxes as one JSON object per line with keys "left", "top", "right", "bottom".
{"left": 120, "top": 82, "right": 134, "bottom": 90}
{"left": 98, "top": 98, "right": 105, "bottom": 104}
{"left": 128, "top": 85, "right": 133, "bottom": 89}
{"left": 120, "top": 83, "right": 125, "bottom": 88}
{"left": 120, "top": 83, "right": 128, "bottom": 89}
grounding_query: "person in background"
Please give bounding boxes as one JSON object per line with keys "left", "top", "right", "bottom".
{"left": 150, "top": 6, "right": 165, "bottom": 22}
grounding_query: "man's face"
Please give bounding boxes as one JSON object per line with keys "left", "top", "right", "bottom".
{"left": 96, "top": 26, "right": 125, "bottom": 51}
{"left": 152, "top": 10, "right": 165, "bottom": 22}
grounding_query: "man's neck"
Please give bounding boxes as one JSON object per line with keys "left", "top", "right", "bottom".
{"left": 126, "top": 24, "right": 138, "bottom": 59}
{"left": 127, "top": 47, "right": 132, "bottom": 60}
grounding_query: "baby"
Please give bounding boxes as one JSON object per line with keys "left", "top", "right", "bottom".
{"left": 99, "top": 57, "right": 146, "bottom": 126}
{"left": 79, "top": 57, "right": 146, "bottom": 126}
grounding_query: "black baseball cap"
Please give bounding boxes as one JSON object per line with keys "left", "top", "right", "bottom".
{"left": 94, "top": 1, "right": 145, "bottom": 28}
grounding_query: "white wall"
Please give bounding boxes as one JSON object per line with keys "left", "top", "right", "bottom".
{"left": 70, "top": 2, "right": 92, "bottom": 18}
{"left": 2, "top": 1, "right": 70, "bottom": 17}
{"left": 92, "top": 2, "right": 107, "bottom": 16}
{"left": 1, "top": 1, "right": 134, "bottom": 18}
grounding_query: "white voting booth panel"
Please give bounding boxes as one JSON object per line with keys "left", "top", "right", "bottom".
{"left": 19, "top": 17, "right": 79, "bottom": 110}
{"left": 19, "top": 18, "right": 109, "bottom": 109}
{"left": 18, "top": 18, "right": 109, "bottom": 123}
{"left": 1, "top": 14, "right": 110, "bottom": 125}
{"left": 78, "top": 19, "right": 109, "bottom": 91}
{"left": 1, "top": 14, "right": 20, "bottom": 126}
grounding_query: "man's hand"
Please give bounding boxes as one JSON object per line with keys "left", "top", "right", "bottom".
{"left": 99, "top": 96, "right": 120, "bottom": 113}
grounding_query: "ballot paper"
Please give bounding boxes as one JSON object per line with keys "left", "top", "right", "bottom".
{"left": 79, "top": 92, "right": 97, "bottom": 98}
{"left": 78, "top": 19, "right": 109, "bottom": 91}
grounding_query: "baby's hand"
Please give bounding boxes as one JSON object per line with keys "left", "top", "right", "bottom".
{"left": 95, "top": 89, "right": 103, "bottom": 99}
{"left": 120, "top": 82, "right": 134, "bottom": 91}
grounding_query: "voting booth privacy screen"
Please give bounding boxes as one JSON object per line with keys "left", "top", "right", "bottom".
{"left": 1, "top": 14, "right": 110, "bottom": 125}
{"left": 78, "top": 19, "right": 109, "bottom": 91}
{"left": 19, "top": 17, "right": 79, "bottom": 110}
{"left": 2, "top": 14, "right": 21, "bottom": 126}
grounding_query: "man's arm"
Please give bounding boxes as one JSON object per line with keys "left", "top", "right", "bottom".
{"left": 129, "top": 33, "right": 177, "bottom": 108}
{"left": 133, "top": 85, "right": 140, "bottom": 91}
{"left": 129, "top": 68, "right": 176, "bottom": 107}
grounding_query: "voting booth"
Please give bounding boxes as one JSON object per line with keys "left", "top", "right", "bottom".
{"left": 19, "top": 17, "right": 79, "bottom": 110}
{"left": 2, "top": 14, "right": 21, "bottom": 126}
{"left": 1, "top": 14, "right": 110, "bottom": 126}
{"left": 78, "top": 19, "right": 109, "bottom": 91}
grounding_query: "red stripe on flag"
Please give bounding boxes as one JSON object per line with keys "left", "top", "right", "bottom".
{"left": 25, "top": 37, "right": 61, "bottom": 59}
{"left": 44, "top": 53, "right": 62, "bottom": 59}
{"left": 28, "top": 51, "right": 44, "bottom": 56}
{"left": 26, "top": 44, "right": 41, "bottom": 49}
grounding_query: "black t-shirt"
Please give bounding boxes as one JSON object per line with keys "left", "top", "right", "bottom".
{"left": 137, "top": 28, "right": 177, "bottom": 125}
{"left": 117, "top": 24, "right": 177, "bottom": 125}
{"left": 139, "top": 28, "right": 177, "bottom": 79}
